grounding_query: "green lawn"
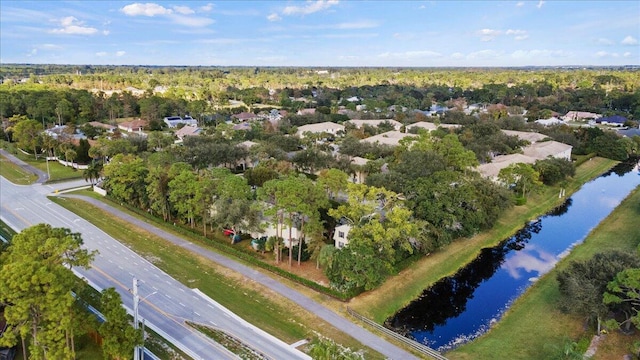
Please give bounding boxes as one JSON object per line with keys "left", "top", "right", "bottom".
{"left": 50, "top": 194, "right": 385, "bottom": 359}
{"left": 0, "top": 141, "right": 82, "bottom": 182}
{"left": 0, "top": 155, "right": 37, "bottom": 185}
{"left": 448, "top": 185, "right": 640, "bottom": 360}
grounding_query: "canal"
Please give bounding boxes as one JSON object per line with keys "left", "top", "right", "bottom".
{"left": 386, "top": 159, "right": 640, "bottom": 352}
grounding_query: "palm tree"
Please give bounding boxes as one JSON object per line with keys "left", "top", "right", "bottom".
{"left": 65, "top": 149, "right": 77, "bottom": 169}
{"left": 83, "top": 161, "right": 103, "bottom": 187}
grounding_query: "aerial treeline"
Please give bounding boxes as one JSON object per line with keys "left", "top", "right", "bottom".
{"left": 2, "top": 67, "right": 639, "bottom": 129}
{"left": 0, "top": 224, "right": 140, "bottom": 360}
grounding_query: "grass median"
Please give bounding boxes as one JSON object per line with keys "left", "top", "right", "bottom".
{"left": 50, "top": 194, "right": 386, "bottom": 359}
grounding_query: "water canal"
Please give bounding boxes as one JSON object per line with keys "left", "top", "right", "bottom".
{"left": 386, "top": 159, "right": 640, "bottom": 352}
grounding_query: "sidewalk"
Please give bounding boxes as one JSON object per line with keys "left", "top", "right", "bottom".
{"left": 0, "top": 148, "right": 49, "bottom": 183}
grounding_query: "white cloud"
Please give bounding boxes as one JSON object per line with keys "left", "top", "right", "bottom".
{"left": 96, "top": 51, "right": 107, "bottom": 57}
{"left": 516, "top": 1, "right": 525, "bottom": 7}
{"left": 450, "top": 52, "right": 464, "bottom": 59}
{"left": 595, "top": 51, "right": 609, "bottom": 57}
{"left": 596, "top": 38, "right": 614, "bottom": 45}
{"left": 50, "top": 16, "right": 98, "bottom": 35}
{"left": 467, "top": 49, "right": 504, "bottom": 60}
{"left": 282, "top": 0, "right": 339, "bottom": 16}
{"left": 116, "top": 51, "right": 126, "bottom": 57}
{"left": 103, "top": 30, "right": 110, "bottom": 36}
{"left": 506, "top": 29, "right": 528, "bottom": 41}
{"left": 537, "top": 0, "right": 545, "bottom": 9}
{"left": 623, "top": 52, "right": 632, "bottom": 57}
{"left": 41, "top": 44, "right": 62, "bottom": 50}
{"left": 173, "top": 6, "right": 195, "bottom": 15}
{"left": 335, "top": 21, "right": 378, "bottom": 29}
{"left": 267, "top": 13, "right": 281, "bottom": 22}
{"left": 511, "top": 49, "right": 571, "bottom": 59}
{"left": 621, "top": 35, "right": 638, "bottom": 45}
{"left": 200, "top": 3, "right": 214, "bottom": 12}
{"left": 121, "top": 3, "right": 173, "bottom": 17}
{"left": 171, "top": 15, "right": 214, "bottom": 27}
{"left": 477, "top": 28, "right": 501, "bottom": 41}
{"left": 378, "top": 50, "right": 442, "bottom": 59}
{"left": 506, "top": 29, "right": 526, "bottom": 36}
{"left": 121, "top": 2, "right": 213, "bottom": 27}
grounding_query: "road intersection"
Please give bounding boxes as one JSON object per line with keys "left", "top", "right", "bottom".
{"left": 0, "top": 163, "right": 419, "bottom": 360}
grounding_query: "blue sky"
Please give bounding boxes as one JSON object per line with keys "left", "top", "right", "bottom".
{"left": 1, "top": 1, "right": 638, "bottom": 67}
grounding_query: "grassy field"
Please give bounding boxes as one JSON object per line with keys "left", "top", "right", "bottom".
{"left": 0, "top": 155, "right": 38, "bottom": 185}
{"left": 50, "top": 193, "right": 386, "bottom": 359}
{"left": 349, "top": 157, "right": 619, "bottom": 324}
{"left": 448, "top": 184, "right": 640, "bottom": 360}
{"left": 0, "top": 141, "right": 82, "bottom": 182}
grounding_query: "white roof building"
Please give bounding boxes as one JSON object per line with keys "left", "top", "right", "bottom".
{"left": 297, "top": 122, "right": 345, "bottom": 137}
{"left": 501, "top": 130, "right": 549, "bottom": 144}
{"left": 360, "top": 130, "right": 417, "bottom": 147}
{"left": 522, "top": 141, "right": 573, "bottom": 161}
{"left": 163, "top": 115, "right": 198, "bottom": 128}
{"left": 175, "top": 125, "right": 202, "bottom": 140}
{"left": 347, "top": 119, "right": 403, "bottom": 131}
{"left": 476, "top": 154, "right": 537, "bottom": 179}
{"left": 562, "top": 111, "right": 601, "bottom": 121}
{"left": 535, "top": 117, "right": 565, "bottom": 126}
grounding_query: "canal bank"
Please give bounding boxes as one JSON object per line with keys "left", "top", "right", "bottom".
{"left": 388, "top": 159, "right": 640, "bottom": 351}
{"left": 349, "top": 157, "right": 619, "bottom": 326}
{"left": 448, "top": 175, "right": 640, "bottom": 360}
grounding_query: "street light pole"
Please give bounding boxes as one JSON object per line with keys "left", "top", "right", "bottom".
{"left": 133, "top": 277, "right": 157, "bottom": 360}
{"left": 133, "top": 278, "right": 139, "bottom": 360}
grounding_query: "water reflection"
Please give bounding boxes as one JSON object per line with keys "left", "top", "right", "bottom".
{"left": 385, "top": 220, "right": 541, "bottom": 334}
{"left": 502, "top": 245, "right": 556, "bottom": 280}
{"left": 386, "top": 158, "right": 640, "bottom": 351}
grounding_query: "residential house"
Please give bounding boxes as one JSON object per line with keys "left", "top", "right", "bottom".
{"left": 476, "top": 153, "right": 538, "bottom": 179}
{"left": 333, "top": 224, "right": 352, "bottom": 249}
{"left": 233, "top": 122, "right": 252, "bottom": 131}
{"left": 477, "top": 141, "right": 573, "bottom": 180}
{"left": 232, "top": 112, "right": 261, "bottom": 122}
{"left": 522, "top": 141, "right": 573, "bottom": 161}
{"left": 251, "top": 221, "right": 302, "bottom": 248}
{"left": 118, "top": 119, "right": 148, "bottom": 133}
{"left": 44, "top": 125, "right": 72, "bottom": 140}
{"left": 175, "top": 125, "right": 202, "bottom": 141}
{"left": 297, "top": 108, "right": 316, "bottom": 116}
{"left": 346, "top": 119, "right": 403, "bottom": 131}
{"left": 562, "top": 111, "right": 601, "bottom": 122}
{"left": 534, "top": 117, "right": 565, "bottom": 126}
{"left": 501, "top": 130, "right": 549, "bottom": 144}
{"left": 236, "top": 140, "right": 258, "bottom": 170}
{"left": 360, "top": 130, "right": 417, "bottom": 147}
{"left": 163, "top": 115, "right": 198, "bottom": 128}
{"left": 596, "top": 115, "right": 627, "bottom": 126}
{"left": 296, "top": 121, "right": 345, "bottom": 138}
{"left": 406, "top": 121, "right": 461, "bottom": 132}
{"left": 88, "top": 121, "right": 116, "bottom": 133}
{"left": 349, "top": 156, "right": 370, "bottom": 184}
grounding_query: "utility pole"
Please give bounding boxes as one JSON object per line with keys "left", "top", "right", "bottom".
{"left": 133, "top": 277, "right": 140, "bottom": 360}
